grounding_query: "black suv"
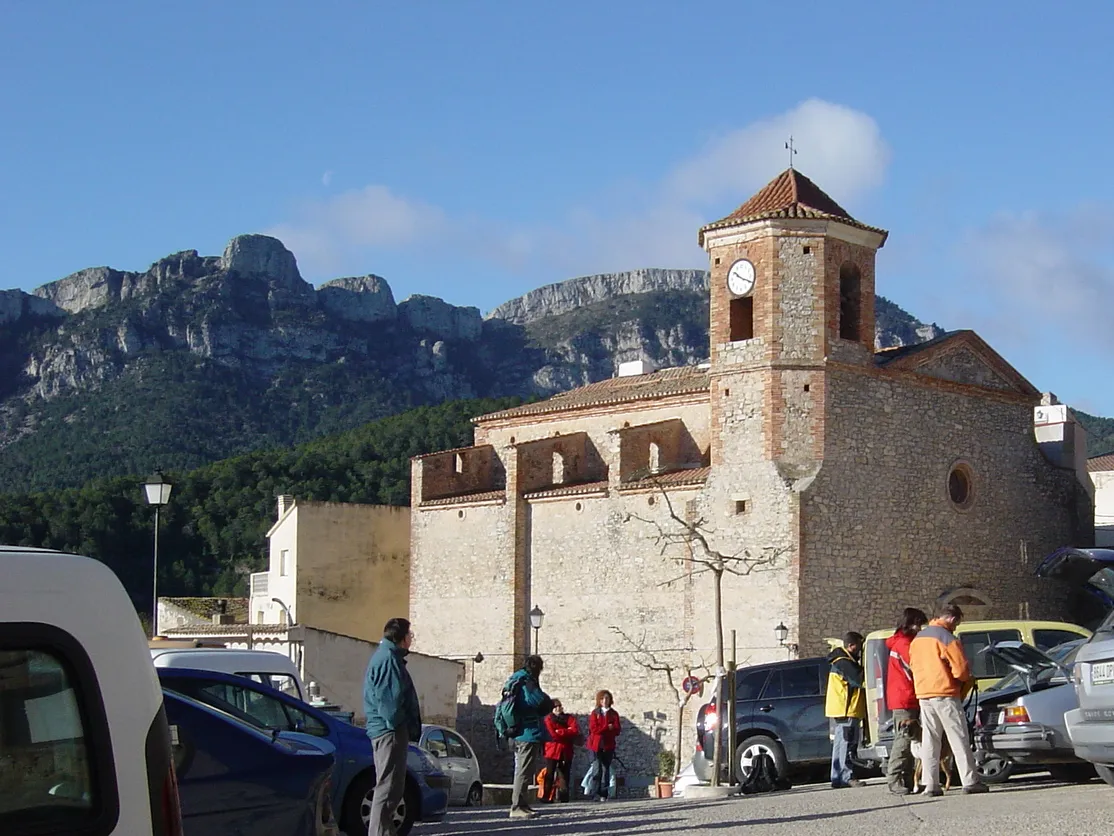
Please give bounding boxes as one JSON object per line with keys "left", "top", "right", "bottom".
{"left": 696, "top": 656, "right": 830, "bottom": 781}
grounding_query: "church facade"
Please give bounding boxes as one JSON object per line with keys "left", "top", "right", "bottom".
{"left": 407, "top": 169, "right": 1093, "bottom": 784}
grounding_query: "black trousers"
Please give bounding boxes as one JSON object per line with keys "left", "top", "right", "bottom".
{"left": 593, "top": 749, "right": 615, "bottom": 798}
{"left": 541, "top": 756, "right": 572, "bottom": 802}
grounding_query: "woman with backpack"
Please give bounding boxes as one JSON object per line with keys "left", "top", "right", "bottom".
{"left": 586, "top": 689, "right": 621, "bottom": 801}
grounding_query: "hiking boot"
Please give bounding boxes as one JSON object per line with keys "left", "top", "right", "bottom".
{"left": 963, "top": 782, "right": 990, "bottom": 795}
{"left": 924, "top": 788, "right": 944, "bottom": 797}
{"left": 847, "top": 779, "right": 864, "bottom": 788}
{"left": 509, "top": 808, "right": 535, "bottom": 819}
{"left": 889, "top": 782, "right": 911, "bottom": 796}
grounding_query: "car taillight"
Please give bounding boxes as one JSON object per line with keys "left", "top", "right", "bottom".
{"left": 705, "top": 709, "right": 718, "bottom": 730}
{"left": 1003, "top": 706, "right": 1031, "bottom": 724}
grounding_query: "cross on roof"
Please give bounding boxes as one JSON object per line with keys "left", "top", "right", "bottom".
{"left": 785, "top": 136, "right": 797, "bottom": 170}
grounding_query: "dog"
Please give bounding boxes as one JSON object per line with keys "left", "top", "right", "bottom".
{"left": 905, "top": 717, "right": 955, "bottom": 793}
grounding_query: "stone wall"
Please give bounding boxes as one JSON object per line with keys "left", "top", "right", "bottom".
{"left": 1095, "top": 469, "right": 1114, "bottom": 547}
{"left": 798, "top": 367, "right": 1091, "bottom": 655}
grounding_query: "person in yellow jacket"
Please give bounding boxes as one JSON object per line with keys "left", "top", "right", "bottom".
{"left": 825, "top": 631, "right": 866, "bottom": 789}
{"left": 909, "top": 603, "right": 989, "bottom": 796}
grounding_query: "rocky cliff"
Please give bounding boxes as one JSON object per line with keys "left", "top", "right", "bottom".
{"left": 0, "top": 236, "right": 944, "bottom": 491}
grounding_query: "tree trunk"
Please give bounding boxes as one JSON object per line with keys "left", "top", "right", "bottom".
{"left": 710, "top": 566, "right": 725, "bottom": 785}
{"left": 674, "top": 695, "right": 687, "bottom": 783}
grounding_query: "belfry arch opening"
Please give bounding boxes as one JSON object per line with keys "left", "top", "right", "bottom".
{"left": 839, "top": 263, "right": 862, "bottom": 342}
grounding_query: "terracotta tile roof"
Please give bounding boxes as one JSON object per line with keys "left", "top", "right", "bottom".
{"left": 874, "top": 331, "right": 959, "bottom": 366}
{"left": 162, "top": 624, "right": 253, "bottom": 636}
{"left": 524, "top": 481, "right": 609, "bottom": 500}
{"left": 1088, "top": 454, "right": 1114, "bottom": 473}
{"left": 619, "top": 466, "right": 711, "bottom": 490}
{"left": 420, "top": 489, "right": 507, "bottom": 507}
{"left": 412, "top": 443, "right": 493, "bottom": 462}
{"left": 477, "top": 365, "right": 710, "bottom": 422}
{"left": 699, "top": 169, "right": 888, "bottom": 245}
{"left": 160, "top": 597, "right": 249, "bottom": 623}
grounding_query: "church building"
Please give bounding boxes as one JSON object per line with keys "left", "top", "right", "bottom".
{"left": 407, "top": 169, "right": 1093, "bottom": 783}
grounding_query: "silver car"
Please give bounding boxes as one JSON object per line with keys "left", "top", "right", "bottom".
{"left": 1066, "top": 607, "right": 1114, "bottom": 788}
{"left": 418, "top": 724, "right": 484, "bottom": 806}
{"left": 974, "top": 639, "right": 1095, "bottom": 783}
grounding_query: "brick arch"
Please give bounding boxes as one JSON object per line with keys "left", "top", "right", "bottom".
{"left": 937, "top": 586, "right": 994, "bottom": 620}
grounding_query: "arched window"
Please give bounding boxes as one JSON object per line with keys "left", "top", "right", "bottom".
{"left": 839, "top": 263, "right": 861, "bottom": 342}
{"left": 649, "top": 442, "right": 662, "bottom": 475}
{"left": 454, "top": 453, "right": 464, "bottom": 474}
{"left": 552, "top": 450, "right": 565, "bottom": 485}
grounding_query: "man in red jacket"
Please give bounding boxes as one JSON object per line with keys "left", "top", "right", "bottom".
{"left": 885, "top": 607, "right": 927, "bottom": 795}
{"left": 541, "top": 700, "right": 579, "bottom": 803}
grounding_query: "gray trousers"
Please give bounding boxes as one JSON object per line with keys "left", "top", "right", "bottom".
{"left": 920, "top": 697, "right": 978, "bottom": 790}
{"left": 370, "top": 729, "right": 409, "bottom": 836}
{"left": 886, "top": 708, "right": 918, "bottom": 789}
{"left": 511, "top": 741, "right": 541, "bottom": 812}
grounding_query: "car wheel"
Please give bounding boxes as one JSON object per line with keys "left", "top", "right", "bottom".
{"left": 1047, "top": 763, "right": 1096, "bottom": 783}
{"left": 1094, "top": 764, "right": 1114, "bottom": 788}
{"left": 349, "top": 774, "right": 418, "bottom": 836}
{"left": 734, "top": 735, "right": 789, "bottom": 784}
{"left": 466, "top": 781, "right": 484, "bottom": 807}
{"left": 975, "top": 752, "right": 1014, "bottom": 784}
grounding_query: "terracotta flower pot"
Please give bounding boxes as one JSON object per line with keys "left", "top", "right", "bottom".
{"left": 657, "top": 780, "right": 674, "bottom": 799}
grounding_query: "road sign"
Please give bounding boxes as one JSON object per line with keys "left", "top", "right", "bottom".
{"left": 682, "top": 675, "right": 702, "bottom": 696}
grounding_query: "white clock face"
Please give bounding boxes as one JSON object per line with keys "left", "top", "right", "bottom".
{"left": 726, "top": 259, "right": 755, "bottom": 296}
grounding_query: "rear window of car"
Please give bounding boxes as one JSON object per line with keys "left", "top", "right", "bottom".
{"left": 960, "top": 630, "right": 1021, "bottom": 680}
{"left": 734, "top": 668, "right": 770, "bottom": 702}
{"left": 241, "top": 672, "right": 301, "bottom": 699}
{"left": 760, "top": 665, "right": 822, "bottom": 700}
{"left": 1033, "top": 629, "right": 1084, "bottom": 652}
{"left": 0, "top": 629, "right": 115, "bottom": 835}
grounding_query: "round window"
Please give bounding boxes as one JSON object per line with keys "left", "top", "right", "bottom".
{"left": 948, "top": 463, "right": 974, "bottom": 510}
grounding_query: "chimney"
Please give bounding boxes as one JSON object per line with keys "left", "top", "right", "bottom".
{"left": 618, "top": 358, "right": 656, "bottom": 378}
{"left": 1034, "top": 395, "right": 1094, "bottom": 498}
{"left": 277, "top": 495, "right": 295, "bottom": 517}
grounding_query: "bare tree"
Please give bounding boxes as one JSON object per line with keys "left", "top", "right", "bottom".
{"left": 624, "top": 473, "right": 787, "bottom": 785}
{"left": 610, "top": 625, "right": 715, "bottom": 783}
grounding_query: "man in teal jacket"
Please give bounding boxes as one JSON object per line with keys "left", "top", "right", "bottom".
{"left": 363, "top": 618, "right": 422, "bottom": 836}
{"left": 507, "top": 655, "right": 553, "bottom": 819}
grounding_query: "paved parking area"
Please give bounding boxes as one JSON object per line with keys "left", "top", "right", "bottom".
{"left": 417, "top": 775, "right": 1113, "bottom": 835}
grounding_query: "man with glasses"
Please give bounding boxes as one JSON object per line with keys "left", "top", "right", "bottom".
{"left": 363, "top": 618, "right": 423, "bottom": 835}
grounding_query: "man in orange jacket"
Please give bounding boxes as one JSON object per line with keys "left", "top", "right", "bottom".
{"left": 909, "top": 603, "right": 988, "bottom": 795}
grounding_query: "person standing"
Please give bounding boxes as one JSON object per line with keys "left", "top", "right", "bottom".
{"left": 885, "top": 607, "right": 928, "bottom": 795}
{"left": 910, "top": 603, "right": 988, "bottom": 795}
{"left": 826, "top": 631, "right": 866, "bottom": 789}
{"left": 506, "top": 655, "right": 553, "bottom": 819}
{"left": 541, "top": 699, "right": 579, "bottom": 803}
{"left": 586, "top": 690, "right": 621, "bottom": 801}
{"left": 362, "top": 617, "right": 422, "bottom": 836}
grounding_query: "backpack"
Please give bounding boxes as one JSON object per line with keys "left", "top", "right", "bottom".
{"left": 740, "top": 752, "right": 790, "bottom": 794}
{"left": 493, "top": 676, "right": 524, "bottom": 739}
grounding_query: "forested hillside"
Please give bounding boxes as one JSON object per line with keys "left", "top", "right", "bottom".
{"left": 0, "top": 397, "right": 517, "bottom": 610}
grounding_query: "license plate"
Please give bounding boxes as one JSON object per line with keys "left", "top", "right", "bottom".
{"left": 1092, "top": 662, "right": 1114, "bottom": 685}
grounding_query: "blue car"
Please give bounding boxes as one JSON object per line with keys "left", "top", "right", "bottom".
{"left": 158, "top": 667, "right": 450, "bottom": 836}
{"left": 163, "top": 689, "right": 338, "bottom": 836}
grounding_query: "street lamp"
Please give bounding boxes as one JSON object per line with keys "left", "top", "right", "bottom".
{"left": 143, "top": 472, "right": 173, "bottom": 638}
{"left": 529, "top": 605, "right": 545, "bottom": 654}
{"left": 774, "top": 622, "right": 797, "bottom": 658}
{"left": 272, "top": 597, "right": 295, "bottom": 627}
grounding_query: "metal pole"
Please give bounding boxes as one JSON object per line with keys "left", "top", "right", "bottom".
{"left": 151, "top": 505, "right": 160, "bottom": 638}
{"left": 532, "top": 626, "right": 539, "bottom": 655}
{"left": 728, "top": 629, "right": 738, "bottom": 785}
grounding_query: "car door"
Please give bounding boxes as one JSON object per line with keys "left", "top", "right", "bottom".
{"left": 753, "top": 663, "right": 826, "bottom": 762}
{"left": 422, "top": 729, "right": 457, "bottom": 799}
{"left": 442, "top": 730, "right": 476, "bottom": 802}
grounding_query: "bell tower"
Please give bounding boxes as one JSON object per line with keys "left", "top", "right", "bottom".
{"left": 698, "top": 169, "right": 888, "bottom": 467}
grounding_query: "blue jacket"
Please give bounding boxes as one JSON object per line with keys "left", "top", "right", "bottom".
{"left": 507, "top": 668, "right": 552, "bottom": 743}
{"left": 363, "top": 639, "right": 422, "bottom": 741}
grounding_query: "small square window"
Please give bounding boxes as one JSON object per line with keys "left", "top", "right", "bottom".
{"left": 715, "top": 257, "right": 721, "bottom": 265}
{"left": 734, "top": 500, "right": 748, "bottom": 514}
{"left": 802, "top": 245, "right": 811, "bottom": 255}
{"left": 804, "top": 384, "right": 810, "bottom": 393}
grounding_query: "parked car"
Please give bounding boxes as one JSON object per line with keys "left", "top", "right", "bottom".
{"left": 860, "top": 619, "right": 1091, "bottom": 764}
{"left": 418, "top": 724, "right": 483, "bottom": 805}
{"left": 1065, "top": 604, "right": 1114, "bottom": 787}
{"left": 151, "top": 644, "right": 306, "bottom": 699}
{"left": 164, "top": 688, "right": 338, "bottom": 835}
{"left": 0, "top": 546, "right": 183, "bottom": 835}
{"left": 972, "top": 639, "right": 1094, "bottom": 784}
{"left": 157, "top": 667, "right": 449, "bottom": 835}
{"left": 694, "top": 656, "right": 831, "bottom": 782}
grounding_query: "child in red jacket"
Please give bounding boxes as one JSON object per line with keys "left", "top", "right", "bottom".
{"left": 541, "top": 700, "right": 579, "bottom": 802}
{"left": 885, "top": 607, "right": 928, "bottom": 795}
{"left": 586, "top": 690, "right": 621, "bottom": 801}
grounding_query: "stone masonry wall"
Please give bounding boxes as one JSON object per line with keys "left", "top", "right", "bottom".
{"left": 798, "top": 368, "right": 1090, "bottom": 655}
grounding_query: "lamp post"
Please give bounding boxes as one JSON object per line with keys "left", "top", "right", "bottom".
{"left": 529, "top": 605, "right": 545, "bottom": 654}
{"left": 143, "top": 472, "right": 173, "bottom": 638}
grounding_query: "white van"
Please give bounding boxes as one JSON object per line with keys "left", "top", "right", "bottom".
{"left": 0, "top": 546, "right": 182, "bottom": 835}
{"left": 149, "top": 645, "right": 306, "bottom": 700}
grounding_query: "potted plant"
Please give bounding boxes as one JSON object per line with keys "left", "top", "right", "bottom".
{"left": 656, "top": 750, "right": 677, "bottom": 798}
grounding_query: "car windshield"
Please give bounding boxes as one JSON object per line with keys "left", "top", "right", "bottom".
{"left": 983, "top": 641, "right": 1082, "bottom": 692}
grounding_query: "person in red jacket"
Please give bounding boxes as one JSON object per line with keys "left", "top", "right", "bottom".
{"left": 540, "top": 700, "right": 579, "bottom": 803}
{"left": 586, "top": 690, "right": 621, "bottom": 801}
{"left": 885, "top": 607, "right": 928, "bottom": 795}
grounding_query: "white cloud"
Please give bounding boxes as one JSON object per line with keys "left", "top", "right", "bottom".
{"left": 268, "top": 99, "right": 890, "bottom": 282}
{"left": 321, "top": 170, "right": 333, "bottom": 187}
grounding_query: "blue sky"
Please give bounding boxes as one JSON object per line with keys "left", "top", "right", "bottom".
{"left": 2, "top": 2, "right": 1113, "bottom": 416}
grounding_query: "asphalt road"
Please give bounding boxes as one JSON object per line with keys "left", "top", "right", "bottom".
{"left": 417, "top": 775, "right": 1114, "bottom": 836}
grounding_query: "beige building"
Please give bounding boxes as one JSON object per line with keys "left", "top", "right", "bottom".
{"left": 1090, "top": 454, "right": 1114, "bottom": 547}
{"left": 408, "top": 169, "right": 1095, "bottom": 786}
